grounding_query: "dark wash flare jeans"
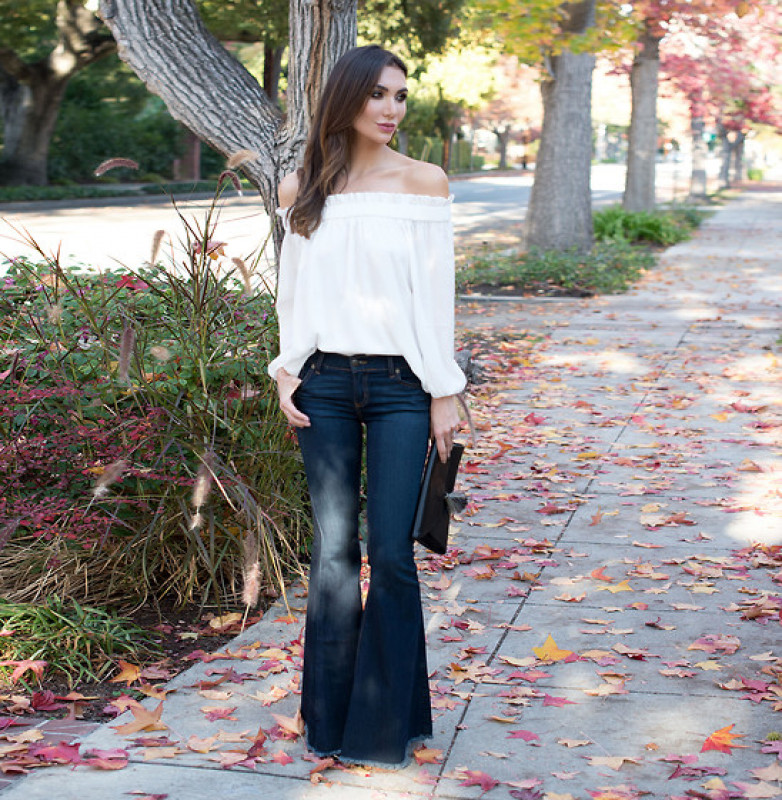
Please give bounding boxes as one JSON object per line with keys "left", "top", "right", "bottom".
{"left": 294, "top": 350, "right": 433, "bottom": 766}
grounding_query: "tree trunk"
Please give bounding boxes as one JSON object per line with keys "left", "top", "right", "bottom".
{"left": 0, "top": 1, "right": 115, "bottom": 185}
{"left": 262, "top": 43, "right": 284, "bottom": 105}
{"left": 717, "top": 123, "right": 731, "bottom": 189}
{"left": 99, "top": 0, "right": 357, "bottom": 253}
{"left": 525, "top": 1, "right": 595, "bottom": 253}
{"left": 689, "top": 115, "right": 708, "bottom": 200}
{"left": 732, "top": 131, "right": 746, "bottom": 182}
{"left": 495, "top": 125, "right": 510, "bottom": 170}
{"left": 442, "top": 127, "right": 454, "bottom": 173}
{"left": 623, "top": 24, "right": 661, "bottom": 211}
{"left": 173, "top": 128, "right": 201, "bottom": 180}
{"left": 0, "top": 68, "right": 69, "bottom": 186}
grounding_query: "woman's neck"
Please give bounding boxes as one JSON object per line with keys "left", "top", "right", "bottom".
{"left": 346, "top": 140, "right": 393, "bottom": 184}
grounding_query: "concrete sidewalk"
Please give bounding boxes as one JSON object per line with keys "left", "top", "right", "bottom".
{"left": 2, "top": 190, "right": 780, "bottom": 799}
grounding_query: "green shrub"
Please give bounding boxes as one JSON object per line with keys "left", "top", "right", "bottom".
{"left": 0, "top": 183, "right": 308, "bottom": 609}
{"left": 593, "top": 205, "right": 704, "bottom": 246}
{"left": 458, "top": 240, "right": 655, "bottom": 296}
{"left": 46, "top": 56, "right": 185, "bottom": 184}
{"left": 747, "top": 168, "right": 764, "bottom": 181}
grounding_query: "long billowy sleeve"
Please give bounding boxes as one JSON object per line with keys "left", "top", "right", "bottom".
{"left": 409, "top": 211, "right": 467, "bottom": 398}
{"left": 267, "top": 210, "right": 305, "bottom": 380}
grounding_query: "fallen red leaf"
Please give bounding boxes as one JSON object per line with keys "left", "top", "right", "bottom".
{"left": 459, "top": 769, "right": 500, "bottom": 792}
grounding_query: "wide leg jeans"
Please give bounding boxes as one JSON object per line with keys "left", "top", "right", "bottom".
{"left": 294, "top": 351, "right": 432, "bottom": 766}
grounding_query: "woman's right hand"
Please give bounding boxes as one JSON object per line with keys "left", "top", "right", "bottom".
{"left": 275, "top": 368, "right": 311, "bottom": 428}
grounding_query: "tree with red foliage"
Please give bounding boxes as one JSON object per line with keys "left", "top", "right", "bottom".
{"left": 470, "top": 56, "right": 542, "bottom": 170}
{"left": 621, "top": 0, "right": 756, "bottom": 210}
{"left": 661, "top": 4, "right": 781, "bottom": 192}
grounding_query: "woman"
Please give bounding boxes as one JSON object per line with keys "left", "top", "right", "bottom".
{"left": 268, "top": 44, "right": 466, "bottom": 768}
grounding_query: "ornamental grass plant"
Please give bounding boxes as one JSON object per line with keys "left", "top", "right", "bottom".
{"left": 0, "top": 178, "right": 308, "bottom": 611}
{"left": 0, "top": 595, "right": 161, "bottom": 685}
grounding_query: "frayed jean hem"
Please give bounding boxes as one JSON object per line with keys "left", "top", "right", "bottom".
{"left": 306, "top": 732, "right": 433, "bottom": 770}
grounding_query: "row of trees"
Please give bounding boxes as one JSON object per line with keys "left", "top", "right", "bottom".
{"left": 1, "top": 1, "right": 780, "bottom": 253}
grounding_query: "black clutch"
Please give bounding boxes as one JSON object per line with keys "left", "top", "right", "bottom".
{"left": 411, "top": 441, "right": 467, "bottom": 555}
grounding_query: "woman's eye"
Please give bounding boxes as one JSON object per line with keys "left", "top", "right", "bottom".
{"left": 371, "top": 91, "right": 383, "bottom": 98}
{"left": 397, "top": 94, "right": 408, "bottom": 102}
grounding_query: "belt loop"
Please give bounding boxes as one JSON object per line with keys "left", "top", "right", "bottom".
{"left": 314, "top": 350, "right": 325, "bottom": 372}
{"left": 387, "top": 355, "right": 395, "bottom": 377}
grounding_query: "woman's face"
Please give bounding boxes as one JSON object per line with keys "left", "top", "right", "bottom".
{"left": 352, "top": 64, "right": 408, "bottom": 145}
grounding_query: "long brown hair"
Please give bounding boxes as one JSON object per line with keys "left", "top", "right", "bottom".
{"left": 287, "top": 45, "right": 407, "bottom": 238}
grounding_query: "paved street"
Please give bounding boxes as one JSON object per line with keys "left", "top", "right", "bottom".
{"left": 0, "top": 163, "right": 693, "bottom": 274}
{"left": 1, "top": 188, "right": 779, "bottom": 799}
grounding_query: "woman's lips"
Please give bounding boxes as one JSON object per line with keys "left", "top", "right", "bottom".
{"left": 377, "top": 123, "right": 396, "bottom": 133}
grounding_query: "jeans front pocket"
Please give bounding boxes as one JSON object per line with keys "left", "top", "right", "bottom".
{"left": 390, "top": 363, "right": 423, "bottom": 389}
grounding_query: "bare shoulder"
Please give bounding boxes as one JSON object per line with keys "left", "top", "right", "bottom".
{"left": 400, "top": 158, "right": 449, "bottom": 198}
{"left": 277, "top": 171, "right": 300, "bottom": 207}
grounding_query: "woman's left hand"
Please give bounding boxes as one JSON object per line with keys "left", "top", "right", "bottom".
{"left": 430, "top": 395, "right": 460, "bottom": 463}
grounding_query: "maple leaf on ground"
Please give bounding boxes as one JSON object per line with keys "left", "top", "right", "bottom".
{"left": 543, "top": 694, "right": 577, "bottom": 707}
{"left": 732, "top": 781, "right": 782, "bottom": 798}
{"left": 112, "top": 701, "right": 167, "bottom": 735}
{"left": 701, "top": 724, "right": 746, "bottom": 754}
{"left": 271, "top": 711, "right": 304, "bottom": 738}
{"left": 81, "top": 748, "right": 130, "bottom": 770}
{"left": 596, "top": 580, "right": 634, "bottom": 594}
{"left": 508, "top": 789, "right": 544, "bottom": 800}
{"left": 30, "top": 690, "right": 66, "bottom": 711}
{"left": 558, "top": 738, "right": 592, "bottom": 748}
{"left": 186, "top": 735, "right": 218, "bottom": 753}
{"left": 508, "top": 730, "right": 540, "bottom": 742}
{"left": 458, "top": 768, "right": 500, "bottom": 792}
{"left": 587, "top": 756, "right": 641, "bottom": 771}
{"left": 109, "top": 660, "right": 142, "bottom": 686}
{"left": 760, "top": 739, "right": 782, "bottom": 758}
{"left": 533, "top": 634, "right": 574, "bottom": 662}
{"left": 126, "top": 793, "right": 168, "bottom": 800}
{"left": 28, "top": 741, "right": 81, "bottom": 765}
{"left": 201, "top": 706, "right": 237, "bottom": 722}
{"left": 0, "top": 659, "right": 47, "bottom": 683}
{"left": 688, "top": 635, "right": 741, "bottom": 655}
{"left": 413, "top": 746, "right": 443, "bottom": 764}
{"left": 751, "top": 762, "right": 782, "bottom": 781}
{"left": 272, "top": 750, "right": 294, "bottom": 765}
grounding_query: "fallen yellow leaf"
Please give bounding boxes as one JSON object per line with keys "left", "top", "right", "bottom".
{"left": 533, "top": 634, "right": 574, "bottom": 662}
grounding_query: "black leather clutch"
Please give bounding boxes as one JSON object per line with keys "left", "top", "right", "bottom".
{"left": 411, "top": 441, "right": 467, "bottom": 555}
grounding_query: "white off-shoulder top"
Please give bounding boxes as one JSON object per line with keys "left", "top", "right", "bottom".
{"left": 267, "top": 192, "right": 467, "bottom": 398}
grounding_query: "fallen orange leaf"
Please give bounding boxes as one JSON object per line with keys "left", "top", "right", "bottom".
{"left": 109, "top": 660, "right": 142, "bottom": 686}
{"left": 112, "top": 701, "right": 167, "bottom": 735}
{"left": 533, "top": 634, "right": 574, "bottom": 662}
{"left": 702, "top": 724, "right": 746, "bottom": 754}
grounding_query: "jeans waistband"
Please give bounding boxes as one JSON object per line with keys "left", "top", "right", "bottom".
{"left": 310, "top": 350, "right": 409, "bottom": 373}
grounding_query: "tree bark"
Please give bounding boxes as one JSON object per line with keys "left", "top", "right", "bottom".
{"left": 689, "top": 115, "right": 708, "bottom": 201}
{"left": 494, "top": 125, "right": 510, "bottom": 170}
{"left": 262, "top": 43, "right": 284, "bottom": 104}
{"left": 717, "top": 123, "right": 731, "bottom": 189}
{"left": 525, "top": 1, "right": 595, "bottom": 253}
{"left": 623, "top": 24, "right": 661, "bottom": 211}
{"left": 99, "top": 0, "right": 357, "bottom": 252}
{"left": 732, "top": 131, "right": 746, "bottom": 182}
{"left": 0, "top": 1, "right": 116, "bottom": 185}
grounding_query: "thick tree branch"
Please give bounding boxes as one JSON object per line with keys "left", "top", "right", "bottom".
{"left": 0, "top": 48, "right": 33, "bottom": 83}
{"left": 281, "top": 0, "right": 357, "bottom": 175}
{"left": 99, "top": 0, "right": 282, "bottom": 197}
{"left": 56, "top": 0, "right": 117, "bottom": 69}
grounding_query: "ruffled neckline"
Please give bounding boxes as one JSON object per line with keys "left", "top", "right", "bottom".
{"left": 325, "top": 191, "right": 453, "bottom": 207}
